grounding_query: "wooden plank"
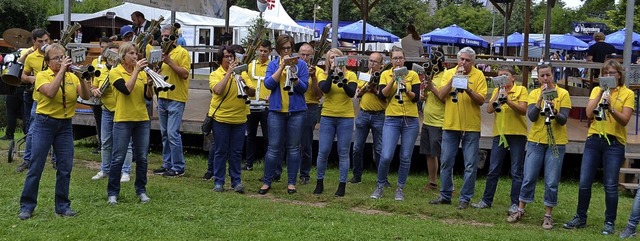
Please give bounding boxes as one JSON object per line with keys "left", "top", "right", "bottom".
{"left": 620, "top": 168, "right": 640, "bottom": 174}
{"left": 620, "top": 183, "right": 639, "bottom": 190}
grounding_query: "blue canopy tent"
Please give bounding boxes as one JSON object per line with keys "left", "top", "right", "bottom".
{"left": 295, "top": 20, "right": 352, "bottom": 39}
{"left": 538, "top": 34, "right": 588, "bottom": 51}
{"left": 493, "top": 32, "right": 536, "bottom": 47}
{"left": 588, "top": 29, "right": 640, "bottom": 51}
{"left": 421, "top": 24, "right": 489, "bottom": 48}
{"left": 335, "top": 20, "right": 399, "bottom": 43}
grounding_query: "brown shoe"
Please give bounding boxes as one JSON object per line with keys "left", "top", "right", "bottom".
{"left": 542, "top": 215, "right": 554, "bottom": 230}
{"left": 423, "top": 182, "right": 438, "bottom": 192}
{"left": 507, "top": 210, "right": 524, "bottom": 223}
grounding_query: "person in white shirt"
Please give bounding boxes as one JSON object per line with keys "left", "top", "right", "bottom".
{"left": 401, "top": 24, "right": 424, "bottom": 58}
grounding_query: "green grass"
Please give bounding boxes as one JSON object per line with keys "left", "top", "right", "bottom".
{"left": 0, "top": 131, "right": 635, "bottom": 240}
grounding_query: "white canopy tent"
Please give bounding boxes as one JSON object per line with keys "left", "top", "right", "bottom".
{"left": 229, "top": 4, "right": 313, "bottom": 44}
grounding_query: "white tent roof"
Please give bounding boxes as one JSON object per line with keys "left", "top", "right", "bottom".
{"left": 48, "top": 2, "right": 225, "bottom": 27}
{"left": 230, "top": 5, "right": 313, "bottom": 35}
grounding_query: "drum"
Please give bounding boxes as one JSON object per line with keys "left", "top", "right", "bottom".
{"left": 2, "top": 62, "right": 23, "bottom": 86}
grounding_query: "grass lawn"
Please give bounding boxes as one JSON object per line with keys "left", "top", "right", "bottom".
{"left": 0, "top": 131, "right": 635, "bottom": 240}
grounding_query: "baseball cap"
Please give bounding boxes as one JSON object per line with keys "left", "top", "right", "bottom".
{"left": 120, "top": 25, "right": 133, "bottom": 37}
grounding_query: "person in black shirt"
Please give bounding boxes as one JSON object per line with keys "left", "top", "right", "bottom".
{"left": 587, "top": 32, "right": 616, "bottom": 78}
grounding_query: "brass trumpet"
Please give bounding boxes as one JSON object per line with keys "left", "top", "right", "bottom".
{"left": 311, "top": 26, "right": 331, "bottom": 67}
{"left": 60, "top": 23, "right": 82, "bottom": 47}
{"left": 232, "top": 64, "right": 251, "bottom": 104}
{"left": 143, "top": 67, "right": 174, "bottom": 92}
{"left": 356, "top": 70, "right": 380, "bottom": 99}
{"left": 394, "top": 67, "right": 408, "bottom": 104}
{"left": 70, "top": 65, "right": 100, "bottom": 80}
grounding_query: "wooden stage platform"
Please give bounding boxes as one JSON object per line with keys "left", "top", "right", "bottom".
{"left": 72, "top": 87, "right": 640, "bottom": 155}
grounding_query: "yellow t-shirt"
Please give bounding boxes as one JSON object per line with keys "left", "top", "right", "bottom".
{"left": 305, "top": 66, "right": 326, "bottom": 104}
{"left": 35, "top": 68, "right": 80, "bottom": 119}
{"left": 91, "top": 58, "right": 116, "bottom": 111}
{"left": 423, "top": 71, "right": 446, "bottom": 127}
{"left": 441, "top": 66, "right": 488, "bottom": 131}
{"left": 19, "top": 47, "right": 35, "bottom": 59}
{"left": 208, "top": 66, "right": 248, "bottom": 124}
{"left": 24, "top": 50, "right": 46, "bottom": 101}
{"left": 587, "top": 86, "right": 635, "bottom": 144}
{"left": 379, "top": 69, "right": 421, "bottom": 117}
{"left": 491, "top": 85, "right": 529, "bottom": 136}
{"left": 527, "top": 87, "right": 572, "bottom": 145}
{"left": 241, "top": 59, "right": 271, "bottom": 101}
{"left": 320, "top": 70, "right": 357, "bottom": 117}
{"left": 110, "top": 65, "right": 150, "bottom": 122}
{"left": 158, "top": 45, "right": 191, "bottom": 102}
{"left": 358, "top": 71, "right": 387, "bottom": 112}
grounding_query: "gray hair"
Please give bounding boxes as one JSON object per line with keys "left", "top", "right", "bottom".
{"left": 161, "top": 24, "right": 172, "bottom": 32}
{"left": 457, "top": 47, "right": 476, "bottom": 60}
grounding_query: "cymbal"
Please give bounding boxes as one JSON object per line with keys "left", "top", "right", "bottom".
{"left": 3, "top": 28, "right": 32, "bottom": 48}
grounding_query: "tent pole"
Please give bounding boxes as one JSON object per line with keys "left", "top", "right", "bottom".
{"left": 361, "top": 0, "right": 367, "bottom": 53}
{"left": 543, "top": 0, "right": 554, "bottom": 61}
{"left": 624, "top": 0, "right": 635, "bottom": 86}
{"left": 522, "top": 0, "right": 531, "bottom": 88}
{"left": 332, "top": 0, "right": 339, "bottom": 48}
{"left": 64, "top": 0, "right": 71, "bottom": 28}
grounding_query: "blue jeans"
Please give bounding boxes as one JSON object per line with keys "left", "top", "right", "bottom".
{"left": 351, "top": 111, "right": 385, "bottom": 178}
{"left": 23, "top": 100, "right": 57, "bottom": 164}
{"left": 211, "top": 120, "right": 246, "bottom": 187}
{"left": 158, "top": 99, "right": 185, "bottom": 172}
{"left": 316, "top": 116, "right": 354, "bottom": 183}
{"left": 439, "top": 130, "right": 480, "bottom": 202}
{"left": 22, "top": 90, "right": 33, "bottom": 134}
{"left": 481, "top": 135, "right": 527, "bottom": 206}
{"left": 300, "top": 104, "right": 319, "bottom": 179}
{"left": 263, "top": 111, "right": 305, "bottom": 185}
{"left": 377, "top": 117, "right": 419, "bottom": 187}
{"left": 627, "top": 188, "right": 640, "bottom": 228}
{"left": 20, "top": 114, "right": 74, "bottom": 214}
{"left": 576, "top": 135, "right": 625, "bottom": 223}
{"left": 100, "top": 109, "right": 132, "bottom": 174}
{"left": 519, "top": 141, "right": 566, "bottom": 207}
{"left": 107, "top": 121, "right": 150, "bottom": 197}
{"left": 245, "top": 110, "right": 269, "bottom": 167}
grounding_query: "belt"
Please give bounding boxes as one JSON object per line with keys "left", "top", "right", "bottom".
{"left": 306, "top": 103, "right": 319, "bottom": 107}
{"left": 361, "top": 110, "right": 385, "bottom": 114}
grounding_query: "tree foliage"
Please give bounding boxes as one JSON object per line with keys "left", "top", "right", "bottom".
{"left": 0, "top": 0, "right": 50, "bottom": 36}
{"left": 604, "top": 0, "right": 640, "bottom": 32}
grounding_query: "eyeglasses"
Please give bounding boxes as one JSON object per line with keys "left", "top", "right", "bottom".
{"left": 50, "top": 55, "right": 64, "bottom": 62}
{"left": 368, "top": 60, "right": 380, "bottom": 64}
{"left": 392, "top": 57, "right": 405, "bottom": 61}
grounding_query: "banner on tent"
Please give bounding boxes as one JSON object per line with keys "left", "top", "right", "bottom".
{"left": 572, "top": 22, "right": 608, "bottom": 41}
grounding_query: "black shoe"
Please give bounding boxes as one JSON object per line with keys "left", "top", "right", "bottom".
{"left": 313, "top": 179, "right": 324, "bottom": 194}
{"left": 153, "top": 167, "right": 169, "bottom": 175}
{"left": 429, "top": 196, "right": 452, "bottom": 205}
{"left": 18, "top": 211, "right": 31, "bottom": 220}
{"left": 56, "top": 209, "right": 77, "bottom": 217}
{"left": 335, "top": 182, "right": 346, "bottom": 197}
{"left": 163, "top": 170, "right": 185, "bottom": 177}
{"left": 0, "top": 135, "right": 13, "bottom": 140}
{"left": 258, "top": 186, "right": 271, "bottom": 195}
{"left": 563, "top": 215, "right": 587, "bottom": 229}
{"left": 299, "top": 177, "right": 310, "bottom": 185}
{"left": 242, "top": 165, "right": 253, "bottom": 171}
{"left": 349, "top": 176, "right": 362, "bottom": 184}
{"left": 202, "top": 171, "right": 213, "bottom": 181}
{"left": 16, "top": 161, "right": 30, "bottom": 173}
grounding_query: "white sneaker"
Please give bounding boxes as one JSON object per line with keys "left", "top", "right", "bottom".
{"left": 120, "top": 173, "right": 130, "bottom": 182}
{"left": 92, "top": 171, "right": 107, "bottom": 180}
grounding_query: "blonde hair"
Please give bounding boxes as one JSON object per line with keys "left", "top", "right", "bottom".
{"left": 326, "top": 48, "right": 344, "bottom": 72}
{"left": 601, "top": 59, "right": 625, "bottom": 86}
{"left": 118, "top": 42, "right": 137, "bottom": 64}
{"left": 594, "top": 32, "right": 605, "bottom": 42}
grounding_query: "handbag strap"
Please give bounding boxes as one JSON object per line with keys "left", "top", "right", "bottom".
{"left": 210, "top": 74, "right": 234, "bottom": 118}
